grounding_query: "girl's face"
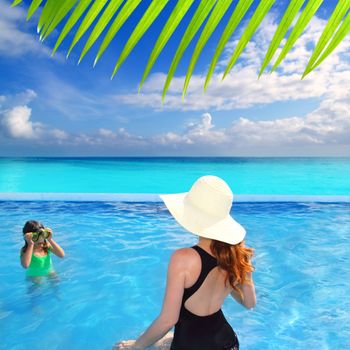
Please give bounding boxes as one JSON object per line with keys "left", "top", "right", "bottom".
{"left": 34, "top": 239, "right": 45, "bottom": 246}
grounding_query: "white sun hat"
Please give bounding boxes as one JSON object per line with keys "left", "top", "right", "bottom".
{"left": 159, "top": 175, "right": 246, "bottom": 245}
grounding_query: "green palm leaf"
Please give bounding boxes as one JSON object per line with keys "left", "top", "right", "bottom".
{"left": 271, "top": 0, "right": 324, "bottom": 72}
{"left": 41, "top": 0, "right": 79, "bottom": 41}
{"left": 37, "top": 0, "right": 62, "bottom": 36}
{"left": 111, "top": 0, "right": 169, "bottom": 78}
{"left": 94, "top": 0, "right": 143, "bottom": 66}
{"left": 223, "top": 0, "right": 276, "bottom": 80}
{"left": 67, "top": 0, "right": 109, "bottom": 58}
{"left": 51, "top": 0, "right": 93, "bottom": 55}
{"left": 10, "top": 0, "right": 350, "bottom": 99}
{"left": 11, "top": 0, "right": 23, "bottom": 6}
{"left": 139, "top": 0, "right": 195, "bottom": 92}
{"left": 204, "top": 0, "right": 254, "bottom": 91}
{"left": 182, "top": 0, "right": 233, "bottom": 99}
{"left": 302, "top": 0, "right": 350, "bottom": 78}
{"left": 259, "top": 0, "right": 305, "bottom": 77}
{"left": 26, "top": 0, "right": 43, "bottom": 20}
{"left": 162, "top": 0, "right": 217, "bottom": 102}
{"left": 78, "top": 0, "right": 125, "bottom": 64}
{"left": 308, "top": 10, "right": 350, "bottom": 73}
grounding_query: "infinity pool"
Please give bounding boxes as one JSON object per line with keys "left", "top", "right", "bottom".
{"left": 1, "top": 201, "right": 349, "bottom": 350}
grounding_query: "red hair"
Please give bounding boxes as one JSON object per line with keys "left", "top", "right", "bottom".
{"left": 211, "top": 240, "right": 254, "bottom": 298}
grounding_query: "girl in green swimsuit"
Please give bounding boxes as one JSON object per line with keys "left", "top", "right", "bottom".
{"left": 20, "top": 220, "right": 65, "bottom": 279}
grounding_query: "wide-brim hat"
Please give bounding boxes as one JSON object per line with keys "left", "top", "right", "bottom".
{"left": 160, "top": 175, "right": 246, "bottom": 245}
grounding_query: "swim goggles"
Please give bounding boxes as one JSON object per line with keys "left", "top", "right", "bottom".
{"left": 31, "top": 228, "right": 50, "bottom": 242}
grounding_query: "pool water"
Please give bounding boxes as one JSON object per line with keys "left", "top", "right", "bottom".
{"left": 1, "top": 201, "right": 349, "bottom": 350}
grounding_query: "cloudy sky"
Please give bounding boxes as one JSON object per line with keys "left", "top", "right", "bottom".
{"left": 0, "top": 0, "right": 350, "bottom": 156}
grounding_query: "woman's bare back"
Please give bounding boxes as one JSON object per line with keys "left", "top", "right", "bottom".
{"left": 182, "top": 245, "right": 233, "bottom": 316}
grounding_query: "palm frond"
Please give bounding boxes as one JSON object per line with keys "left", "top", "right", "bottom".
{"left": 111, "top": 0, "right": 169, "bottom": 78}
{"left": 79, "top": 0, "right": 125, "bottom": 63}
{"left": 27, "top": 0, "right": 43, "bottom": 20}
{"left": 309, "top": 9, "right": 350, "bottom": 72}
{"left": 259, "top": 0, "right": 306, "bottom": 77}
{"left": 94, "top": 0, "right": 142, "bottom": 66}
{"left": 223, "top": 0, "right": 276, "bottom": 80}
{"left": 51, "top": 0, "right": 93, "bottom": 55}
{"left": 11, "top": 0, "right": 23, "bottom": 7}
{"left": 41, "top": 0, "right": 78, "bottom": 41}
{"left": 182, "top": 0, "right": 233, "bottom": 99}
{"left": 67, "top": 0, "right": 109, "bottom": 57}
{"left": 204, "top": 0, "right": 254, "bottom": 91}
{"left": 303, "top": 0, "right": 350, "bottom": 78}
{"left": 11, "top": 0, "right": 350, "bottom": 101}
{"left": 38, "top": 0, "right": 61, "bottom": 36}
{"left": 162, "top": 0, "right": 217, "bottom": 101}
{"left": 139, "top": 0, "right": 195, "bottom": 92}
{"left": 271, "top": 0, "right": 324, "bottom": 72}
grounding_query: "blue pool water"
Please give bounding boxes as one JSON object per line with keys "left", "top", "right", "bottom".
{"left": 0, "top": 157, "right": 350, "bottom": 194}
{"left": 1, "top": 201, "right": 349, "bottom": 350}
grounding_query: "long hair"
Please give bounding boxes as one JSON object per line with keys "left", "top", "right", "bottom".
{"left": 21, "top": 220, "right": 49, "bottom": 255}
{"left": 210, "top": 239, "right": 254, "bottom": 299}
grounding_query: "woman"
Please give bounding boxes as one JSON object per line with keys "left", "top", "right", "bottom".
{"left": 116, "top": 175, "right": 256, "bottom": 350}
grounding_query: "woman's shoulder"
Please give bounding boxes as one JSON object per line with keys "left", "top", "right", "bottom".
{"left": 170, "top": 247, "right": 200, "bottom": 266}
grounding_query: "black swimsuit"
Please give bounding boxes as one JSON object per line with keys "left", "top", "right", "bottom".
{"left": 170, "top": 245, "right": 239, "bottom": 350}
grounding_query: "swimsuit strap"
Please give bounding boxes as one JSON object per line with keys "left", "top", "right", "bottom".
{"left": 183, "top": 245, "right": 218, "bottom": 303}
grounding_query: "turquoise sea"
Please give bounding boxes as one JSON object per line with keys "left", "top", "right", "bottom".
{"left": 0, "top": 157, "right": 350, "bottom": 194}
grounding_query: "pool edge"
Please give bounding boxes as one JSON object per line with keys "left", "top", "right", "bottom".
{"left": 0, "top": 193, "right": 349, "bottom": 203}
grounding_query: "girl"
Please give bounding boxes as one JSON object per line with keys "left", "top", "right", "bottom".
{"left": 115, "top": 175, "right": 256, "bottom": 350}
{"left": 20, "top": 220, "right": 65, "bottom": 279}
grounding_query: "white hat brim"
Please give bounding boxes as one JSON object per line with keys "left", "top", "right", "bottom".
{"left": 159, "top": 192, "right": 246, "bottom": 245}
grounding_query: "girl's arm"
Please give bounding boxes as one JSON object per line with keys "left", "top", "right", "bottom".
{"left": 21, "top": 233, "right": 34, "bottom": 268}
{"left": 47, "top": 229, "right": 65, "bottom": 258}
{"left": 121, "top": 249, "right": 188, "bottom": 350}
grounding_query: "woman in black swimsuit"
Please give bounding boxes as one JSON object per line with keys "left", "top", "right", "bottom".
{"left": 115, "top": 176, "right": 256, "bottom": 350}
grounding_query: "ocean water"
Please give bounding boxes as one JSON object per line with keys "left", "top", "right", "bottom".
{"left": 0, "top": 157, "right": 350, "bottom": 195}
{"left": 1, "top": 201, "right": 349, "bottom": 350}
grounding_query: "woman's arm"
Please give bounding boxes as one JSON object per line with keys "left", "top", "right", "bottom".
{"left": 47, "top": 229, "right": 65, "bottom": 258}
{"left": 21, "top": 233, "right": 34, "bottom": 268}
{"left": 131, "top": 249, "right": 188, "bottom": 349}
{"left": 231, "top": 272, "right": 256, "bottom": 309}
{"left": 133, "top": 250, "right": 187, "bottom": 349}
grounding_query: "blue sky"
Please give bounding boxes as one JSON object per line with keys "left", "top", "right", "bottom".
{"left": 0, "top": 0, "right": 349, "bottom": 156}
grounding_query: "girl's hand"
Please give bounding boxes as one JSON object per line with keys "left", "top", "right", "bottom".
{"left": 46, "top": 228, "right": 53, "bottom": 240}
{"left": 24, "top": 232, "right": 34, "bottom": 245}
{"left": 113, "top": 340, "right": 140, "bottom": 350}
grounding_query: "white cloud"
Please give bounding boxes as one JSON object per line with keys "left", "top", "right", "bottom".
{"left": 99, "top": 128, "right": 116, "bottom": 139}
{"left": 0, "top": 2, "right": 52, "bottom": 58}
{"left": 52, "top": 127, "right": 147, "bottom": 148}
{"left": 154, "top": 113, "right": 226, "bottom": 145}
{"left": 1, "top": 105, "right": 43, "bottom": 139}
{"left": 154, "top": 102, "right": 350, "bottom": 152}
{"left": 3, "top": 89, "right": 37, "bottom": 107}
{"left": 0, "top": 90, "right": 71, "bottom": 142}
{"left": 50, "top": 128, "right": 68, "bottom": 140}
{"left": 93, "top": 127, "right": 146, "bottom": 146}
{"left": 1, "top": 104, "right": 348, "bottom": 155}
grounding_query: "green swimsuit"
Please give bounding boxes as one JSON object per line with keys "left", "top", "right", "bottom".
{"left": 24, "top": 248, "right": 54, "bottom": 277}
